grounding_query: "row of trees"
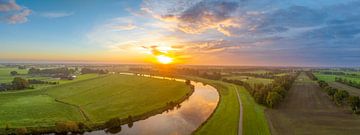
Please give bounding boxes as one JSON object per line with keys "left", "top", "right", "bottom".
{"left": 233, "top": 72, "right": 275, "bottom": 79}
{"left": 28, "top": 67, "right": 76, "bottom": 76}
{"left": 223, "top": 74, "right": 298, "bottom": 107}
{"left": 0, "top": 78, "right": 58, "bottom": 91}
{"left": 318, "top": 80, "right": 360, "bottom": 113}
{"left": 335, "top": 77, "right": 360, "bottom": 89}
{"left": 305, "top": 71, "right": 318, "bottom": 80}
{"left": 28, "top": 79, "right": 58, "bottom": 85}
{"left": 81, "top": 68, "right": 108, "bottom": 74}
{"left": 0, "top": 77, "right": 31, "bottom": 91}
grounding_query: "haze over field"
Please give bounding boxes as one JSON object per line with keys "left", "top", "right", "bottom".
{"left": 1, "top": 0, "right": 359, "bottom": 66}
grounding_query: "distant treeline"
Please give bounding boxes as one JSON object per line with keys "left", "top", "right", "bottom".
{"left": 0, "top": 78, "right": 57, "bottom": 91}
{"left": 81, "top": 68, "right": 108, "bottom": 74}
{"left": 305, "top": 71, "right": 318, "bottom": 80}
{"left": 335, "top": 77, "right": 360, "bottom": 89}
{"left": 28, "top": 79, "right": 58, "bottom": 85}
{"left": 232, "top": 72, "right": 275, "bottom": 79}
{"left": 224, "top": 74, "right": 298, "bottom": 108}
{"left": 317, "top": 71, "right": 360, "bottom": 77}
{"left": 28, "top": 67, "right": 76, "bottom": 76}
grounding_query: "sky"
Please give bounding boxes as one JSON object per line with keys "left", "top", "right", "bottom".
{"left": 0, "top": 0, "right": 359, "bottom": 66}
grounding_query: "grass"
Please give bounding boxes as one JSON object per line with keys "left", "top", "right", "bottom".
{"left": 46, "top": 74, "right": 191, "bottom": 122}
{"left": 225, "top": 76, "right": 273, "bottom": 85}
{"left": 192, "top": 78, "right": 239, "bottom": 135}
{"left": 237, "top": 85, "right": 271, "bottom": 135}
{"left": 0, "top": 91, "right": 83, "bottom": 127}
{"left": 0, "top": 68, "right": 28, "bottom": 83}
{"left": 192, "top": 77, "right": 270, "bottom": 135}
{"left": 0, "top": 74, "right": 190, "bottom": 128}
{"left": 314, "top": 73, "right": 360, "bottom": 82}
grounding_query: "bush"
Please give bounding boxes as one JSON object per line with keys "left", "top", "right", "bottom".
{"left": 15, "top": 127, "right": 27, "bottom": 135}
{"left": 55, "top": 121, "right": 79, "bottom": 134}
{"left": 348, "top": 96, "right": 360, "bottom": 113}
{"left": 266, "top": 92, "right": 283, "bottom": 108}
{"left": 334, "top": 90, "right": 349, "bottom": 105}
{"left": 105, "top": 117, "right": 122, "bottom": 129}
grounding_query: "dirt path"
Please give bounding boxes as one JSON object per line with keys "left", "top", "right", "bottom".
{"left": 266, "top": 73, "right": 360, "bottom": 135}
{"left": 234, "top": 85, "right": 243, "bottom": 135}
{"left": 54, "top": 98, "right": 90, "bottom": 121}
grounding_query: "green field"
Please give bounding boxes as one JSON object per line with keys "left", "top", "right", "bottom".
{"left": 314, "top": 73, "right": 360, "bottom": 82}
{"left": 0, "top": 68, "right": 28, "bottom": 83}
{"left": 0, "top": 74, "right": 190, "bottom": 127}
{"left": 192, "top": 77, "right": 270, "bottom": 135}
{"left": 238, "top": 85, "right": 271, "bottom": 135}
{"left": 225, "top": 76, "right": 273, "bottom": 85}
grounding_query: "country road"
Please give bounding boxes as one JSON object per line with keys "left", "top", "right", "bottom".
{"left": 234, "top": 86, "right": 243, "bottom": 135}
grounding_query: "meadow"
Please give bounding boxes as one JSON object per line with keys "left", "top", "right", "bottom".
{"left": 192, "top": 77, "right": 270, "bottom": 135}
{"left": 0, "top": 74, "right": 191, "bottom": 129}
{"left": 224, "top": 75, "right": 273, "bottom": 86}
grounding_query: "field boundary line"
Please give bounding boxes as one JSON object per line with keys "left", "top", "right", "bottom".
{"left": 234, "top": 85, "right": 243, "bottom": 135}
{"left": 54, "top": 98, "right": 91, "bottom": 121}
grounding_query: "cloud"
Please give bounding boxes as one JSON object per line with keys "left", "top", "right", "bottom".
{"left": 0, "top": 0, "right": 31, "bottom": 24}
{"left": 142, "top": 0, "right": 240, "bottom": 36}
{"left": 40, "top": 11, "right": 74, "bottom": 18}
{"left": 7, "top": 8, "right": 30, "bottom": 24}
{"left": 112, "top": 23, "right": 137, "bottom": 31}
{"left": 87, "top": 0, "right": 360, "bottom": 65}
{"left": 0, "top": 0, "right": 20, "bottom": 11}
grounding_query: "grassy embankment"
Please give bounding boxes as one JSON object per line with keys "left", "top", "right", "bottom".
{"left": 192, "top": 77, "right": 270, "bottom": 135}
{"left": 0, "top": 74, "right": 191, "bottom": 130}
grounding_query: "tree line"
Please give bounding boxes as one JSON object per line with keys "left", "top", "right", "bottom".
{"left": 232, "top": 72, "right": 275, "bottom": 79}
{"left": 81, "top": 68, "right": 108, "bottom": 74}
{"left": 318, "top": 80, "right": 360, "bottom": 113}
{"left": 0, "top": 78, "right": 57, "bottom": 91}
{"left": 335, "top": 77, "right": 360, "bottom": 89}
{"left": 307, "top": 72, "right": 360, "bottom": 113}
{"left": 28, "top": 67, "right": 76, "bottom": 76}
{"left": 305, "top": 71, "right": 317, "bottom": 80}
{"left": 223, "top": 74, "right": 298, "bottom": 108}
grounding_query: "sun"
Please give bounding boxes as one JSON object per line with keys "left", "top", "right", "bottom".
{"left": 156, "top": 55, "right": 173, "bottom": 64}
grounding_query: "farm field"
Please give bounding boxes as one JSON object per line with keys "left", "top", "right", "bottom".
{"left": 0, "top": 74, "right": 191, "bottom": 127}
{"left": 329, "top": 82, "right": 360, "bottom": 96}
{"left": 266, "top": 73, "right": 360, "bottom": 135}
{"left": 192, "top": 77, "right": 270, "bottom": 135}
{"left": 0, "top": 68, "right": 28, "bottom": 83}
{"left": 225, "top": 76, "right": 273, "bottom": 85}
{"left": 314, "top": 72, "right": 360, "bottom": 82}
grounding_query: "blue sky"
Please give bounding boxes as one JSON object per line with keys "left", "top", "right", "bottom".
{"left": 0, "top": 0, "right": 359, "bottom": 66}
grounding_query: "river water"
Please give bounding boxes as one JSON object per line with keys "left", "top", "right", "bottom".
{"left": 86, "top": 73, "right": 219, "bottom": 135}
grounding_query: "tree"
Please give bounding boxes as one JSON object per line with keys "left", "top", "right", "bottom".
{"left": 10, "top": 71, "right": 18, "bottom": 76}
{"left": 105, "top": 117, "right": 122, "bottom": 129}
{"left": 334, "top": 90, "right": 349, "bottom": 105}
{"left": 12, "top": 77, "right": 29, "bottom": 90}
{"left": 266, "top": 91, "right": 283, "bottom": 108}
{"left": 348, "top": 96, "right": 360, "bottom": 113}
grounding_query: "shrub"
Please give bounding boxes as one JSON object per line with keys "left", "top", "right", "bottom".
{"left": 105, "top": 117, "right": 122, "bottom": 129}
{"left": 55, "top": 121, "right": 79, "bottom": 134}
{"left": 15, "top": 127, "right": 27, "bottom": 135}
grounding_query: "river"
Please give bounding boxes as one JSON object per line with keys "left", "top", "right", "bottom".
{"left": 85, "top": 73, "right": 219, "bottom": 135}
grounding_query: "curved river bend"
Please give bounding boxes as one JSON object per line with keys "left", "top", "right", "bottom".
{"left": 86, "top": 74, "right": 219, "bottom": 135}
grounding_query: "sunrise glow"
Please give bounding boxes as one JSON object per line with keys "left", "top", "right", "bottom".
{"left": 156, "top": 55, "right": 173, "bottom": 64}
